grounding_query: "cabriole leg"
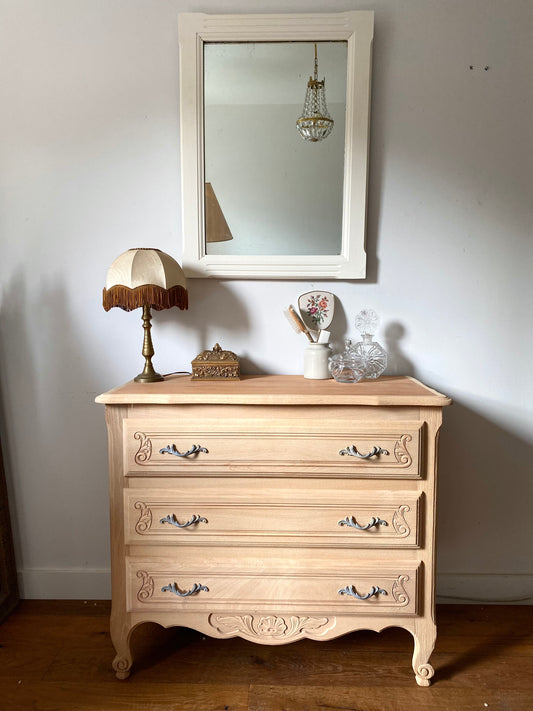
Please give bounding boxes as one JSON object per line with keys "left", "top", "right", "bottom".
{"left": 110, "top": 617, "right": 133, "bottom": 679}
{"left": 411, "top": 622, "right": 436, "bottom": 686}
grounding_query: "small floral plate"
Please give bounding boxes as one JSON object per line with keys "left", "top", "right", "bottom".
{"left": 298, "top": 291, "right": 335, "bottom": 332}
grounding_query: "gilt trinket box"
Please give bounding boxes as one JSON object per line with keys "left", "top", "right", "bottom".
{"left": 191, "top": 343, "right": 240, "bottom": 380}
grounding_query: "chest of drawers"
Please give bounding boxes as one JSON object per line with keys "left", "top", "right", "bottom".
{"left": 96, "top": 374, "right": 450, "bottom": 685}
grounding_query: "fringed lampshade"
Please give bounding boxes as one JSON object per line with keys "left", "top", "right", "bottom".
{"left": 103, "top": 248, "right": 188, "bottom": 383}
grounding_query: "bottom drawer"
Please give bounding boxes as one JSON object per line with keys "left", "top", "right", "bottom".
{"left": 127, "top": 559, "right": 419, "bottom": 615}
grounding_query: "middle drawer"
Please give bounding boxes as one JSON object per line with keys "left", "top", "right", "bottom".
{"left": 125, "top": 489, "right": 421, "bottom": 548}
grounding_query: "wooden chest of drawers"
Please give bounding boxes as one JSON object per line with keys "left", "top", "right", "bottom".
{"left": 96, "top": 374, "right": 450, "bottom": 685}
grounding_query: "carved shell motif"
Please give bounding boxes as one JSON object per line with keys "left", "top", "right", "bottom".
{"left": 136, "top": 571, "right": 154, "bottom": 602}
{"left": 209, "top": 614, "right": 335, "bottom": 641}
{"left": 391, "top": 575, "right": 410, "bottom": 606}
{"left": 134, "top": 502, "right": 153, "bottom": 534}
{"left": 134, "top": 432, "right": 152, "bottom": 464}
{"left": 391, "top": 505, "right": 410, "bottom": 536}
{"left": 393, "top": 434, "right": 413, "bottom": 466}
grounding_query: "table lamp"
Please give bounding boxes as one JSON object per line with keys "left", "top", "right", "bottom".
{"left": 103, "top": 248, "right": 188, "bottom": 383}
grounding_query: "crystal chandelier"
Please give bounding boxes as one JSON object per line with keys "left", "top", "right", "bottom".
{"left": 296, "top": 44, "right": 334, "bottom": 142}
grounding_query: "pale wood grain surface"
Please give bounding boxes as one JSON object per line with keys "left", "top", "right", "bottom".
{"left": 96, "top": 374, "right": 452, "bottom": 406}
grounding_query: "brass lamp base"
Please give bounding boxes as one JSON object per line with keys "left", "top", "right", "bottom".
{"left": 134, "top": 367, "right": 164, "bottom": 383}
{"left": 134, "top": 304, "right": 164, "bottom": 384}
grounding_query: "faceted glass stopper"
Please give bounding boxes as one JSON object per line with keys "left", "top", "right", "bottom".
{"left": 354, "top": 309, "right": 379, "bottom": 336}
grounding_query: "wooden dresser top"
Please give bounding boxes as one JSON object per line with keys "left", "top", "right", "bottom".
{"left": 96, "top": 374, "right": 451, "bottom": 407}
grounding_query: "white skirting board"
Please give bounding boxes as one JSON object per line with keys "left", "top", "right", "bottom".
{"left": 17, "top": 569, "right": 533, "bottom": 604}
{"left": 436, "top": 573, "right": 533, "bottom": 605}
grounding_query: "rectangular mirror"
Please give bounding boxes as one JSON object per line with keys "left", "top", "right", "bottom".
{"left": 178, "top": 12, "right": 374, "bottom": 279}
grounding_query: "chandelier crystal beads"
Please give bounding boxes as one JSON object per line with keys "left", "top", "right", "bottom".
{"left": 296, "top": 44, "right": 334, "bottom": 142}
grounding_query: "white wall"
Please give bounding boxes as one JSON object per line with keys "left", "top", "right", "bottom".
{"left": 1, "top": 0, "right": 532, "bottom": 602}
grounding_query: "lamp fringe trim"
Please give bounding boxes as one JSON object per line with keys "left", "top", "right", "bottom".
{"left": 103, "top": 284, "right": 188, "bottom": 312}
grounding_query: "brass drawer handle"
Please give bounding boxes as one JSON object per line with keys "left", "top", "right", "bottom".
{"left": 338, "top": 584, "right": 387, "bottom": 600}
{"left": 338, "top": 515, "right": 388, "bottom": 530}
{"left": 160, "top": 514, "right": 208, "bottom": 528}
{"left": 161, "top": 582, "right": 209, "bottom": 597}
{"left": 339, "top": 445, "right": 389, "bottom": 459}
{"left": 159, "top": 444, "right": 208, "bottom": 457}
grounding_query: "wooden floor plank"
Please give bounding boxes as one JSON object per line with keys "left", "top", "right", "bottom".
{"left": 0, "top": 602, "right": 532, "bottom": 710}
{"left": 0, "top": 679, "right": 249, "bottom": 711}
{"left": 247, "top": 684, "right": 531, "bottom": 711}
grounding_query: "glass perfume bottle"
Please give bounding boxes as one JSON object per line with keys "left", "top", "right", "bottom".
{"left": 348, "top": 309, "right": 387, "bottom": 379}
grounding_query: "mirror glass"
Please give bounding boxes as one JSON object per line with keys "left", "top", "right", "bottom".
{"left": 204, "top": 42, "right": 347, "bottom": 256}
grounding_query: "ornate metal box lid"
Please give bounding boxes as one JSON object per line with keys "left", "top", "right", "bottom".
{"left": 191, "top": 343, "right": 240, "bottom": 380}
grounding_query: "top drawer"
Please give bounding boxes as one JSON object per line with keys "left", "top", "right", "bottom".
{"left": 123, "top": 418, "right": 423, "bottom": 479}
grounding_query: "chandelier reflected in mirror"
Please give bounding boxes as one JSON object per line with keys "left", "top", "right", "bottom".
{"left": 296, "top": 44, "right": 334, "bottom": 142}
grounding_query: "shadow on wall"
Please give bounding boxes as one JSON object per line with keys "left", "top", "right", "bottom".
{"left": 0, "top": 269, "right": 36, "bottom": 567}
{"left": 157, "top": 278, "right": 254, "bottom": 371}
{"left": 326, "top": 296, "right": 349, "bottom": 354}
{"left": 363, "top": 9, "right": 398, "bottom": 286}
{"left": 0, "top": 271, "right": 111, "bottom": 591}
{"left": 437, "top": 402, "right": 533, "bottom": 592}
{"left": 384, "top": 322, "right": 415, "bottom": 376}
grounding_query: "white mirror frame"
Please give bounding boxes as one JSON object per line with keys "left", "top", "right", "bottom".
{"left": 178, "top": 11, "right": 374, "bottom": 280}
